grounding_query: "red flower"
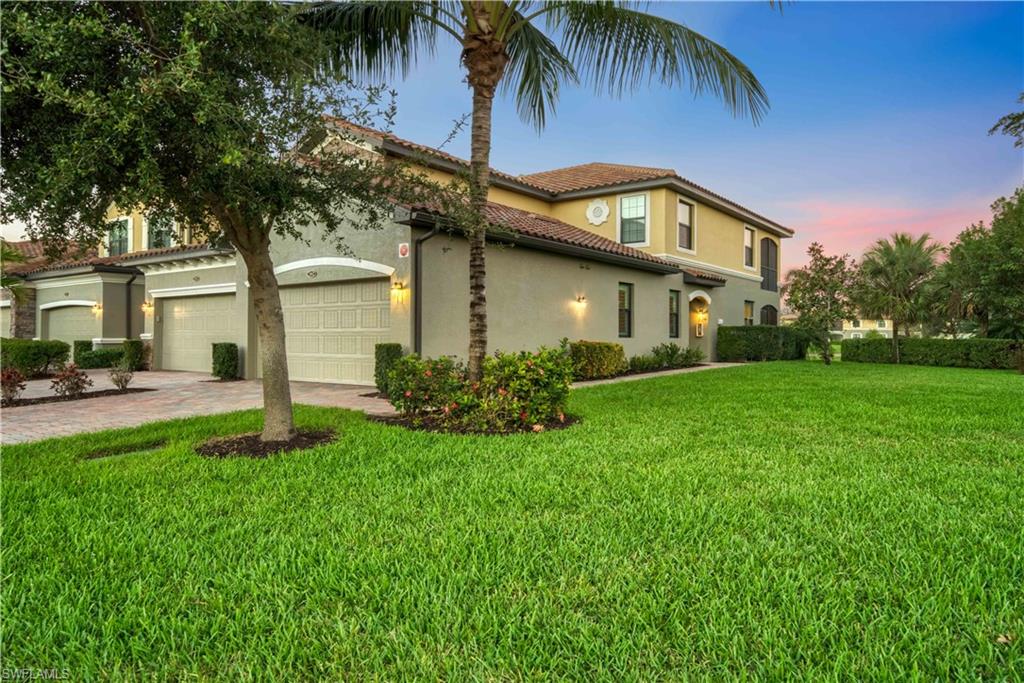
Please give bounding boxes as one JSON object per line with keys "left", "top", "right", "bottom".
{"left": 498, "top": 387, "right": 507, "bottom": 396}
{"left": 520, "top": 411, "right": 528, "bottom": 421}
{"left": 404, "top": 390, "right": 412, "bottom": 398}
{"left": 424, "top": 370, "right": 432, "bottom": 377}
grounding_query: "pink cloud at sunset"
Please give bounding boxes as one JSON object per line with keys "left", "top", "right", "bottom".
{"left": 780, "top": 196, "right": 998, "bottom": 270}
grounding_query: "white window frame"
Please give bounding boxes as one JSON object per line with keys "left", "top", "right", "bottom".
{"left": 851, "top": 332, "right": 862, "bottom": 339}
{"left": 617, "top": 193, "right": 650, "bottom": 248}
{"left": 851, "top": 319, "right": 861, "bottom": 328}
{"left": 102, "top": 216, "right": 133, "bottom": 257}
{"left": 743, "top": 226, "right": 756, "bottom": 270}
{"left": 141, "top": 214, "right": 179, "bottom": 250}
{"left": 677, "top": 197, "right": 696, "bottom": 255}
{"left": 877, "top": 320, "right": 886, "bottom": 328}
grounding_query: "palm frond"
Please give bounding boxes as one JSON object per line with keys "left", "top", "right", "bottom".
{"left": 301, "top": 1, "right": 462, "bottom": 81}
{"left": 543, "top": 1, "right": 769, "bottom": 123}
{"left": 502, "top": 16, "right": 579, "bottom": 130}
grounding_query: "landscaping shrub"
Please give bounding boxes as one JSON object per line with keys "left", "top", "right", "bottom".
{"left": 50, "top": 363, "right": 93, "bottom": 399}
{"left": 843, "top": 337, "right": 1019, "bottom": 370}
{"left": 212, "top": 343, "right": 239, "bottom": 380}
{"left": 73, "top": 340, "right": 92, "bottom": 361}
{"left": 568, "top": 340, "right": 627, "bottom": 380}
{"left": 1, "top": 367, "right": 27, "bottom": 405}
{"left": 108, "top": 358, "right": 134, "bottom": 391}
{"left": 76, "top": 347, "right": 124, "bottom": 369}
{"left": 629, "top": 345, "right": 704, "bottom": 374}
{"left": 388, "top": 347, "right": 573, "bottom": 432}
{"left": 122, "top": 340, "right": 146, "bottom": 371}
{"left": 628, "top": 354, "right": 661, "bottom": 373}
{"left": 374, "top": 343, "right": 404, "bottom": 396}
{"left": 0, "top": 339, "right": 70, "bottom": 377}
{"left": 716, "top": 326, "right": 808, "bottom": 362}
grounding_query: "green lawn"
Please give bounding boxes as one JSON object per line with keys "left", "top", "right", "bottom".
{"left": 3, "top": 363, "right": 1022, "bottom": 679}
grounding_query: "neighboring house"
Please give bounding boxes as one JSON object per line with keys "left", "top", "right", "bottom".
{"left": 841, "top": 318, "right": 893, "bottom": 339}
{"left": 4, "top": 123, "right": 793, "bottom": 383}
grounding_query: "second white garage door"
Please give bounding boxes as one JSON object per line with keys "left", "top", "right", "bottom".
{"left": 161, "top": 294, "right": 238, "bottom": 372}
{"left": 47, "top": 305, "right": 98, "bottom": 345}
{"left": 280, "top": 279, "right": 390, "bottom": 385}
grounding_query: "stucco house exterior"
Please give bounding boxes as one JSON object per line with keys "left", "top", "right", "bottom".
{"left": 3, "top": 123, "right": 793, "bottom": 383}
{"left": 841, "top": 318, "right": 893, "bottom": 339}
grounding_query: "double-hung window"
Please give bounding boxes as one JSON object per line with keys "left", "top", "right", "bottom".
{"left": 618, "top": 283, "right": 634, "bottom": 338}
{"left": 678, "top": 199, "right": 694, "bottom": 251}
{"left": 145, "top": 214, "right": 176, "bottom": 249}
{"left": 744, "top": 227, "right": 755, "bottom": 268}
{"left": 669, "top": 290, "right": 681, "bottom": 338}
{"left": 743, "top": 301, "right": 755, "bottom": 326}
{"left": 851, "top": 319, "right": 861, "bottom": 328}
{"left": 877, "top": 320, "right": 886, "bottom": 329}
{"left": 107, "top": 218, "right": 130, "bottom": 256}
{"left": 619, "top": 195, "right": 647, "bottom": 245}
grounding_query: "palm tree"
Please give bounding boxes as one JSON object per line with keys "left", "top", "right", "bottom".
{"left": 855, "top": 233, "right": 943, "bottom": 362}
{"left": 1, "top": 239, "right": 28, "bottom": 305}
{"left": 306, "top": 1, "right": 770, "bottom": 380}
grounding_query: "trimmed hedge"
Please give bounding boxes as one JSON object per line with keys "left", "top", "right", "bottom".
{"left": 122, "top": 340, "right": 146, "bottom": 371}
{"left": 0, "top": 339, "right": 70, "bottom": 377}
{"left": 716, "top": 326, "right": 809, "bottom": 362}
{"left": 73, "top": 340, "right": 92, "bottom": 362}
{"left": 212, "top": 342, "right": 239, "bottom": 380}
{"left": 842, "top": 337, "right": 1020, "bottom": 370}
{"left": 76, "top": 347, "right": 124, "bottom": 369}
{"left": 374, "top": 343, "right": 404, "bottom": 396}
{"left": 569, "top": 340, "right": 628, "bottom": 380}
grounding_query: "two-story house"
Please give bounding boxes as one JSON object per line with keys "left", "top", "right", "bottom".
{"left": 5, "top": 122, "right": 792, "bottom": 383}
{"left": 841, "top": 318, "right": 893, "bottom": 339}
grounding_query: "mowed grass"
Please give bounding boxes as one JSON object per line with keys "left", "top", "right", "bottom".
{"left": 2, "top": 362, "right": 1022, "bottom": 680}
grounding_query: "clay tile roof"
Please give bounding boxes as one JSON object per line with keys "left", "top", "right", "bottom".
{"left": 408, "top": 199, "right": 677, "bottom": 270}
{"left": 682, "top": 268, "right": 726, "bottom": 283}
{"left": 518, "top": 162, "right": 677, "bottom": 194}
{"left": 5, "top": 239, "right": 47, "bottom": 260}
{"left": 118, "top": 243, "right": 229, "bottom": 262}
{"left": 3, "top": 240, "right": 102, "bottom": 276}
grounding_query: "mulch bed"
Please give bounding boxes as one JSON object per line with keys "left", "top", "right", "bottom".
{"left": 3, "top": 387, "right": 155, "bottom": 408}
{"left": 195, "top": 429, "right": 336, "bottom": 459}
{"left": 370, "top": 414, "right": 580, "bottom": 436}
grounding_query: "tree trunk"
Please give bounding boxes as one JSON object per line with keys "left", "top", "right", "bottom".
{"left": 466, "top": 86, "right": 493, "bottom": 381}
{"left": 461, "top": 4, "right": 508, "bottom": 382}
{"left": 892, "top": 321, "right": 901, "bottom": 364}
{"left": 821, "top": 334, "right": 832, "bottom": 365}
{"left": 239, "top": 242, "right": 296, "bottom": 442}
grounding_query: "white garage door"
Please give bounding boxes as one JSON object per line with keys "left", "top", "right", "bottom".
{"left": 280, "top": 279, "right": 390, "bottom": 385}
{"left": 1, "top": 307, "right": 10, "bottom": 336}
{"left": 47, "top": 306, "right": 97, "bottom": 345}
{"left": 161, "top": 294, "right": 238, "bottom": 372}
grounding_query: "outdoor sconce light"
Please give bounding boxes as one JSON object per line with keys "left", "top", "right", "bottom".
{"left": 695, "top": 308, "right": 708, "bottom": 338}
{"left": 141, "top": 300, "right": 154, "bottom": 314}
{"left": 390, "top": 281, "right": 406, "bottom": 292}
{"left": 575, "top": 295, "right": 587, "bottom": 305}
{"left": 91, "top": 303, "right": 103, "bottom": 316}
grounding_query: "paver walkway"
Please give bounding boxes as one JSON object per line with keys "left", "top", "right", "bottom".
{"left": 2, "top": 362, "right": 742, "bottom": 445}
{"left": 1, "top": 370, "right": 394, "bottom": 445}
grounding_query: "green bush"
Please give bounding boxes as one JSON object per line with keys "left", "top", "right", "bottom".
{"left": 122, "top": 340, "right": 146, "bottom": 371}
{"left": 629, "top": 344, "right": 704, "bottom": 374}
{"left": 212, "top": 342, "right": 239, "bottom": 380}
{"left": 374, "top": 343, "right": 404, "bottom": 396}
{"left": 0, "top": 338, "right": 71, "bottom": 377}
{"left": 568, "top": 340, "right": 627, "bottom": 380}
{"left": 388, "top": 347, "right": 573, "bottom": 432}
{"left": 628, "top": 354, "right": 661, "bottom": 373}
{"left": 716, "top": 326, "right": 808, "bottom": 362}
{"left": 76, "top": 347, "right": 124, "bottom": 369}
{"left": 843, "top": 337, "right": 1019, "bottom": 370}
{"left": 73, "top": 340, "right": 92, "bottom": 361}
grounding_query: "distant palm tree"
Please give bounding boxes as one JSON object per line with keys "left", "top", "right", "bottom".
{"left": 1, "top": 239, "right": 27, "bottom": 304}
{"left": 856, "top": 233, "right": 944, "bottom": 362}
{"left": 307, "top": 1, "right": 770, "bottom": 380}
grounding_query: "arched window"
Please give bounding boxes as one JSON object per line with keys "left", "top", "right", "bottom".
{"left": 760, "top": 238, "right": 778, "bottom": 292}
{"left": 760, "top": 304, "right": 778, "bottom": 326}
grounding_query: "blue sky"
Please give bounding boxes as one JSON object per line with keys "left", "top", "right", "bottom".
{"left": 384, "top": 1, "right": 1023, "bottom": 268}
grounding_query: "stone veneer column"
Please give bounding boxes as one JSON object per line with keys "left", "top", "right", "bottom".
{"left": 10, "top": 288, "right": 37, "bottom": 338}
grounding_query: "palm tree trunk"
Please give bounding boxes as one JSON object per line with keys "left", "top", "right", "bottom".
{"left": 467, "top": 85, "right": 492, "bottom": 381}
{"left": 239, "top": 242, "right": 296, "bottom": 441}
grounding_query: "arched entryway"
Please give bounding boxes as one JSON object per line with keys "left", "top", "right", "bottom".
{"left": 688, "top": 291, "right": 711, "bottom": 360}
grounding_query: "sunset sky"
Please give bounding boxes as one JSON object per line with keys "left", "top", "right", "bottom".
{"left": 383, "top": 1, "right": 1023, "bottom": 270}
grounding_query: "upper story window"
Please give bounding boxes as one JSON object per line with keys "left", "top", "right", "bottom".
{"left": 851, "top": 319, "right": 861, "bottom": 328}
{"left": 760, "top": 238, "right": 778, "bottom": 292}
{"left": 107, "top": 217, "right": 130, "bottom": 256}
{"left": 760, "top": 304, "right": 778, "bottom": 326}
{"left": 743, "top": 300, "right": 754, "bottom": 326}
{"left": 677, "top": 199, "right": 694, "bottom": 251}
{"left": 744, "top": 227, "right": 755, "bottom": 268}
{"left": 618, "top": 283, "right": 634, "bottom": 337}
{"left": 877, "top": 320, "right": 886, "bottom": 328}
{"left": 145, "top": 214, "right": 176, "bottom": 250}
{"left": 669, "top": 290, "right": 681, "bottom": 338}
{"left": 619, "top": 195, "right": 647, "bottom": 245}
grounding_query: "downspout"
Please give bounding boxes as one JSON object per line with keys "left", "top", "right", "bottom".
{"left": 125, "top": 273, "right": 137, "bottom": 339}
{"left": 412, "top": 226, "right": 440, "bottom": 355}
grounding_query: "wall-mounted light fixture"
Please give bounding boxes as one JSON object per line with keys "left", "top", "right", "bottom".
{"left": 694, "top": 308, "right": 708, "bottom": 338}
{"left": 92, "top": 303, "right": 103, "bottom": 316}
{"left": 141, "top": 300, "right": 154, "bottom": 314}
{"left": 575, "top": 295, "right": 587, "bottom": 305}
{"left": 391, "top": 281, "right": 406, "bottom": 292}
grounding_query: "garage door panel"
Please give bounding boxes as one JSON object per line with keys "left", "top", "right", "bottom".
{"left": 280, "top": 278, "right": 390, "bottom": 385}
{"left": 161, "top": 294, "right": 237, "bottom": 373}
{"left": 47, "top": 306, "right": 97, "bottom": 344}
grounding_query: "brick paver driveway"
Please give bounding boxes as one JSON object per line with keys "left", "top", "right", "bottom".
{"left": 1, "top": 370, "right": 394, "bottom": 445}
